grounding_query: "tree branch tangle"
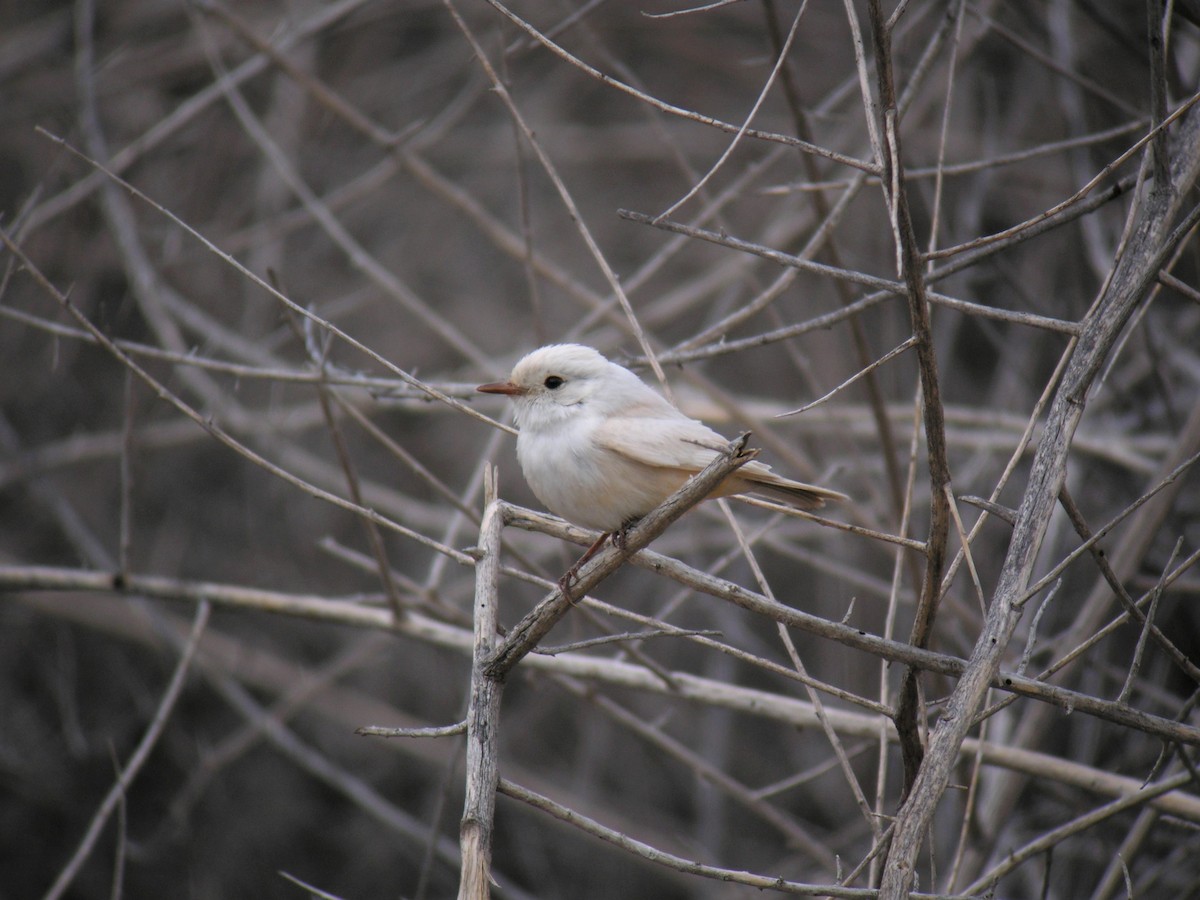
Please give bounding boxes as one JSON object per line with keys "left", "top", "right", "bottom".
{"left": 1, "top": 3, "right": 1198, "bottom": 898}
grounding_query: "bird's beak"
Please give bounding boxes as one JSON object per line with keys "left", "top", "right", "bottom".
{"left": 477, "top": 380, "right": 526, "bottom": 396}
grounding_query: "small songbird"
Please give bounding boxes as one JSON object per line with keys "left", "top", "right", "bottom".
{"left": 477, "top": 345, "right": 846, "bottom": 549}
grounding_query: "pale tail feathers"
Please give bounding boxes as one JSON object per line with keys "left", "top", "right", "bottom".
{"left": 722, "top": 464, "right": 849, "bottom": 511}
{"left": 736, "top": 477, "right": 847, "bottom": 511}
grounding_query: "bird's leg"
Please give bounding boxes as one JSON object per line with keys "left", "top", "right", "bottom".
{"left": 558, "top": 531, "right": 611, "bottom": 596}
{"left": 557, "top": 518, "right": 642, "bottom": 597}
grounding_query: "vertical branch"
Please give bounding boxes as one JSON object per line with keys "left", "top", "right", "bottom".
{"left": 762, "top": 0, "right": 912, "bottom": 546}
{"left": 872, "top": 398, "right": 922, "bottom": 885}
{"left": 864, "top": 0, "right": 952, "bottom": 795}
{"left": 118, "top": 369, "right": 135, "bottom": 580}
{"left": 458, "top": 469, "right": 505, "bottom": 900}
{"left": 1148, "top": 0, "right": 1170, "bottom": 194}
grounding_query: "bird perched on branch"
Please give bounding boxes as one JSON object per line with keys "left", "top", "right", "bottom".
{"left": 477, "top": 344, "right": 846, "bottom": 567}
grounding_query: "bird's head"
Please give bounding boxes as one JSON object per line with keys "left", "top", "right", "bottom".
{"left": 477, "top": 343, "right": 629, "bottom": 428}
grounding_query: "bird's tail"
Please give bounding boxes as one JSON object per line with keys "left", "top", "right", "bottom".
{"left": 726, "top": 466, "right": 849, "bottom": 511}
{"left": 749, "top": 480, "right": 848, "bottom": 511}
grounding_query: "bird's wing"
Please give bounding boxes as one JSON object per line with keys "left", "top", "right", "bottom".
{"left": 594, "top": 414, "right": 729, "bottom": 471}
{"left": 596, "top": 411, "right": 849, "bottom": 509}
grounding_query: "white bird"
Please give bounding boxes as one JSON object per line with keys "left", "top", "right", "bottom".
{"left": 477, "top": 345, "right": 846, "bottom": 547}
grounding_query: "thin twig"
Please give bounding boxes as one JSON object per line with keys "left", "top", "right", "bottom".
{"left": 535, "top": 628, "right": 721, "bottom": 655}
{"left": 496, "top": 779, "right": 972, "bottom": 898}
{"left": 618, "top": 209, "right": 1082, "bottom": 335}
{"left": 29, "top": 129, "right": 512, "bottom": 434}
{"left": 442, "top": 0, "right": 671, "bottom": 392}
{"left": 357, "top": 722, "right": 468, "bottom": 739}
{"left": 1117, "top": 537, "right": 1183, "bottom": 705}
{"left": 719, "top": 501, "right": 880, "bottom": 839}
{"left": 118, "top": 370, "right": 135, "bottom": 581}
{"left": 924, "top": 91, "right": 1200, "bottom": 261}
{"left": 479, "top": 0, "right": 881, "bottom": 175}
{"left": 308, "top": 331, "right": 407, "bottom": 622}
{"left": 862, "top": 0, "right": 953, "bottom": 799}
{"left": 961, "top": 771, "right": 1196, "bottom": 895}
{"left": 778, "top": 337, "right": 918, "bottom": 417}
{"left": 657, "top": 1, "right": 810, "bottom": 220}
{"left": 1057, "top": 487, "right": 1200, "bottom": 683}
{"left": 41, "top": 602, "right": 210, "bottom": 900}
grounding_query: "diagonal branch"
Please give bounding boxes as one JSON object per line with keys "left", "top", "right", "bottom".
{"left": 482, "top": 434, "right": 758, "bottom": 680}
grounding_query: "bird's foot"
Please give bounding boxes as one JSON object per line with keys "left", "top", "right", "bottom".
{"left": 557, "top": 568, "right": 580, "bottom": 598}
{"left": 558, "top": 531, "right": 611, "bottom": 602}
{"left": 612, "top": 517, "right": 640, "bottom": 552}
{"left": 558, "top": 521, "right": 640, "bottom": 601}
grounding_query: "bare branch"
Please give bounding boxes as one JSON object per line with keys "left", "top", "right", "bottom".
{"left": 880, "top": 97, "right": 1200, "bottom": 900}
{"left": 458, "top": 471, "right": 504, "bottom": 900}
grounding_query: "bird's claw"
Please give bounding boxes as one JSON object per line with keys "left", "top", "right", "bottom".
{"left": 557, "top": 519, "right": 640, "bottom": 601}
{"left": 612, "top": 517, "right": 639, "bottom": 552}
{"left": 557, "top": 567, "right": 580, "bottom": 598}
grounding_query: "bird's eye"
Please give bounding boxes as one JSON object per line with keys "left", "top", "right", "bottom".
{"left": 544, "top": 375, "right": 565, "bottom": 390}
